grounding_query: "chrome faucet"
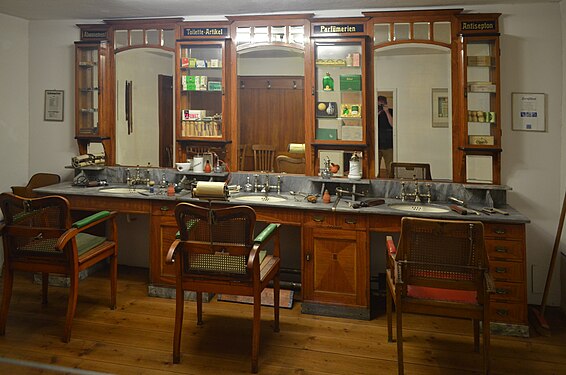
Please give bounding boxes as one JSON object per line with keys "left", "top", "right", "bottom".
{"left": 332, "top": 187, "right": 365, "bottom": 211}
{"left": 253, "top": 174, "right": 260, "bottom": 193}
{"left": 400, "top": 177, "right": 432, "bottom": 203}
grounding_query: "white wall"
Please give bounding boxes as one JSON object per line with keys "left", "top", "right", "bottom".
{"left": 1, "top": 1, "right": 563, "bottom": 305}
{"left": 0, "top": 14, "right": 29, "bottom": 193}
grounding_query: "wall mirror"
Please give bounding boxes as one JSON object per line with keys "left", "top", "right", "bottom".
{"left": 236, "top": 45, "right": 306, "bottom": 172}
{"left": 374, "top": 43, "right": 452, "bottom": 180}
{"left": 115, "top": 48, "right": 175, "bottom": 167}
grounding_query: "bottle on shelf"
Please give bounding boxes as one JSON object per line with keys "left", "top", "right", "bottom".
{"left": 322, "top": 73, "right": 334, "bottom": 91}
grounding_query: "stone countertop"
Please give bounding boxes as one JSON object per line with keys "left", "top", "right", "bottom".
{"left": 35, "top": 183, "right": 530, "bottom": 224}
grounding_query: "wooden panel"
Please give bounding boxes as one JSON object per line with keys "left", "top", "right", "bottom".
{"left": 335, "top": 213, "right": 367, "bottom": 230}
{"left": 253, "top": 206, "right": 302, "bottom": 225}
{"left": 151, "top": 202, "right": 176, "bottom": 216}
{"left": 490, "top": 281, "right": 525, "bottom": 303}
{"left": 304, "top": 211, "right": 335, "bottom": 227}
{"left": 66, "top": 195, "right": 151, "bottom": 214}
{"left": 368, "top": 214, "right": 402, "bottom": 232}
{"left": 238, "top": 76, "right": 305, "bottom": 164}
{"left": 150, "top": 215, "right": 177, "bottom": 285}
{"left": 484, "top": 223, "right": 525, "bottom": 240}
{"left": 489, "top": 260, "right": 524, "bottom": 283}
{"left": 490, "top": 301, "right": 526, "bottom": 324}
{"left": 485, "top": 239, "right": 524, "bottom": 261}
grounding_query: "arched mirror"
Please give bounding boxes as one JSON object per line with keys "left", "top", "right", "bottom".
{"left": 115, "top": 48, "right": 175, "bottom": 167}
{"left": 236, "top": 45, "right": 306, "bottom": 172}
{"left": 374, "top": 43, "right": 452, "bottom": 180}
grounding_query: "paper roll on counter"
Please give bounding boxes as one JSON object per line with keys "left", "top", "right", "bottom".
{"left": 288, "top": 143, "right": 305, "bottom": 154}
{"left": 192, "top": 181, "right": 228, "bottom": 200}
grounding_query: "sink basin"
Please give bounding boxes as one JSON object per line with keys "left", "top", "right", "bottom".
{"left": 99, "top": 187, "right": 139, "bottom": 194}
{"left": 231, "top": 195, "right": 287, "bottom": 203}
{"left": 388, "top": 203, "right": 450, "bottom": 213}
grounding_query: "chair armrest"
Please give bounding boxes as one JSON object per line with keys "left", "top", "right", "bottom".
{"left": 166, "top": 239, "right": 182, "bottom": 264}
{"left": 57, "top": 211, "right": 118, "bottom": 251}
{"left": 11, "top": 186, "right": 28, "bottom": 197}
{"left": 248, "top": 223, "right": 281, "bottom": 270}
{"left": 484, "top": 272, "right": 496, "bottom": 294}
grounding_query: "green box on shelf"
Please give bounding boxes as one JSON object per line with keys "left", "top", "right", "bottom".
{"left": 316, "top": 128, "right": 338, "bottom": 140}
{"left": 340, "top": 74, "right": 362, "bottom": 91}
{"left": 208, "top": 81, "right": 222, "bottom": 91}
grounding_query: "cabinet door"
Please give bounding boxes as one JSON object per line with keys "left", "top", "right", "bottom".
{"left": 462, "top": 35, "right": 501, "bottom": 183}
{"left": 177, "top": 42, "right": 225, "bottom": 140}
{"left": 303, "top": 226, "right": 368, "bottom": 307}
{"left": 150, "top": 214, "right": 178, "bottom": 285}
{"left": 75, "top": 42, "right": 106, "bottom": 137}
{"left": 313, "top": 39, "right": 366, "bottom": 145}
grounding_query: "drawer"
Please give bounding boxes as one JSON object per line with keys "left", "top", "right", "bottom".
{"left": 305, "top": 212, "right": 366, "bottom": 230}
{"left": 151, "top": 203, "right": 176, "bottom": 216}
{"left": 490, "top": 301, "right": 526, "bottom": 324}
{"left": 489, "top": 260, "right": 524, "bottom": 283}
{"left": 490, "top": 281, "right": 525, "bottom": 303}
{"left": 484, "top": 223, "right": 524, "bottom": 240}
{"left": 486, "top": 239, "right": 524, "bottom": 261}
{"left": 67, "top": 195, "right": 150, "bottom": 214}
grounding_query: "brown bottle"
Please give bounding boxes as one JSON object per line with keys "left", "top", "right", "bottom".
{"left": 323, "top": 189, "right": 331, "bottom": 204}
{"left": 204, "top": 160, "right": 212, "bottom": 173}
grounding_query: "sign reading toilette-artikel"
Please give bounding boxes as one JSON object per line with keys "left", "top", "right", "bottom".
{"left": 183, "top": 28, "right": 228, "bottom": 38}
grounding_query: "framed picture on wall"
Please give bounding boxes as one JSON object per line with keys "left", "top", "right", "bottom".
{"left": 44, "top": 90, "right": 64, "bottom": 121}
{"left": 432, "top": 88, "right": 449, "bottom": 128}
{"left": 512, "top": 92, "right": 546, "bottom": 132}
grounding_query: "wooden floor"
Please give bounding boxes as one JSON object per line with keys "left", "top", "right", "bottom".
{"left": 0, "top": 266, "right": 565, "bottom": 375}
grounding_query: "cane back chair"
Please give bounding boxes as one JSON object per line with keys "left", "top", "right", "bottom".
{"left": 386, "top": 217, "right": 495, "bottom": 375}
{"left": 166, "top": 202, "right": 281, "bottom": 373}
{"left": 0, "top": 193, "right": 118, "bottom": 342}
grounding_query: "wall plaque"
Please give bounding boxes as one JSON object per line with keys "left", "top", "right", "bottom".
{"left": 183, "top": 27, "right": 228, "bottom": 38}
{"left": 313, "top": 24, "right": 365, "bottom": 36}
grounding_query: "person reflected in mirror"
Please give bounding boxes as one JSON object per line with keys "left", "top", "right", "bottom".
{"left": 377, "top": 95, "right": 394, "bottom": 177}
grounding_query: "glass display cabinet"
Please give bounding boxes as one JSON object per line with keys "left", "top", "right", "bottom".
{"left": 313, "top": 39, "right": 366, "bottom": 145}
{"left": 177, "top": 42, "right": 225, "bottom": 140}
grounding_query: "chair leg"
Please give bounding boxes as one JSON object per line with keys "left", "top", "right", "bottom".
{"left": 273, "top": 275, "right": 280, "bottom": 333}
{"left": 196, "top": 292, "right": 203, "bottom": 325}
{"left": 386, "top": 284, "right": 393, "bottom": 342}
{"left": 473, "top": 319, "right": 480, "bottom": 352}
{"left": 483, "top": 312, "right": 491, "bottom": 374}
{"left": 63, "top": 272, "right": 79, "bottom": 343}
{"left": 251, "top": 289, "right": 261, "bottom": 373}
{"left": 41, "top": 273, "right": 49, "bottom": 304}
{"left": 0, "top": 268, "right": 14, "bottom": 335}
{"left": 110, "top": 254, "right": 117, "bottom": 309}
{"left": 173, "top": 285, "right": 184, "bottom": 364}
{"left": 396, "top": 303, "right": 404, "bottom": 375}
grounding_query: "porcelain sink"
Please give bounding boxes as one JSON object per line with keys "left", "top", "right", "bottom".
{"left": 388, "top": 203, "right": 450, "bottom": 213}
{"left": 98, "top": 187, "right": 139, "bottom": 194}
{"left": 231, "top": 194, "right": 288, "bottom": 203}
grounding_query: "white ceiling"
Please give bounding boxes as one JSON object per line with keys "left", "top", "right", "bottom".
{"left": 0, "top": 0, "right": 556, "bottom": 21}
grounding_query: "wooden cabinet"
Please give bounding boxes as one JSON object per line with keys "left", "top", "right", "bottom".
{"left": 74, "top": 40, "right": 113, "bottom": 158}
{"left": 149, "top": 202, "right": 178, "bottom": 285}
{"left": 302, "top": 211, "right": 370, "bottom": 319}
{"left": 484, "top": 222, "right": 527, "bottom": 325}
{"left": 456, "top": 13, "right": 502, "bottom": 184}
{"left": 175, "top": 27, "right": 229, "bottom": 161}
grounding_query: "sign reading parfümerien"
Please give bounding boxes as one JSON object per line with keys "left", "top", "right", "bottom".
{"left": 313, "top": 24, "right": 364, "bottom": 35}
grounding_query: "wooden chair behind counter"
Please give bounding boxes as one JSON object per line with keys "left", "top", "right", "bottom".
{"left": 252, "top": 144, "right": 276, "bottom": 172}
{"left": 11, "top": 173, "right": 61, "bottom": 198}
{"left": 0, "top": 193, "right": 118, "bottom": 343}
{"left": 276, "top": 155, "right": 305, "bottom": 174}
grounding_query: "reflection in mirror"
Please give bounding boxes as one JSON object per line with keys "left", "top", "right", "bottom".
{"left": 374, "top": 43, "right": 452, "bottom": 180}
{"left": 115, "top": 49, "right": 174, "bottom": 167}
{"left": 237, "top": 46, "right": 305, "bottom": 172}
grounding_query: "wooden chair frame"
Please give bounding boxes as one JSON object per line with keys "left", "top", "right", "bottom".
{"left": 386, "top": 217, "right": 495, "bottom": 375}
{"left": 11, "top": 173, "right": 61, "bottom": 198}
{"left": 0, "top": 193, "right": 118, "bottom": 342}
{"left": 166, "top": 202, "right": 281, "bottom": 373}
{"left": 252, "top": 144, "right": 276, "bottom": 172}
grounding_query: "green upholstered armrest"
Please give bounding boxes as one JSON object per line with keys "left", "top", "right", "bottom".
{"left": 72, "top": 211, "right": 111, "bottom": 229}
{"left": 254, "top": 223, "right": 280, "bottom": 243}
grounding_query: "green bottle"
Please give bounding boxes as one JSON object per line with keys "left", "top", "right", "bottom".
{"left": 322, "top": 72, "right": 334, "bottom": 91}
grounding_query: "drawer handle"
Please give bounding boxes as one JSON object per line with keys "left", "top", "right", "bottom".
{"left": 495, "top": 246, "right": 508, "bottom": 253}
{"left": 496, "top": 309, "right": 509, "bottom": 316}
{"left": 312, "top": 215, "right": 325, "bottom": 223}
{"left": 495, "top": 267, "right": 507, "bottom": 273}
{"left": 496, "top": 288, "right": 510, "bottom": 295}
{"left": 494, "top": 228, "right": 506, "bottom": 235}
{"left": 344, "top": 217, "right": 357, "bottom": 224}
{"left": 160, "top": 206, "right": 171, "bottom": 211}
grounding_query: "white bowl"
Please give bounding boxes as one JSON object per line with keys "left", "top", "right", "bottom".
{"left": 175, "top": 162, "right": 192, "bottom": 172}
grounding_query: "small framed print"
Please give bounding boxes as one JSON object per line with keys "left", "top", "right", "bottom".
{"left": 432, "top": 88, "right": 449, "bottom": 128}
{"left": 44, "top": 90, "right": 64, "bottom": 121}
{"left": 512, "top": 92, "right": 546, "bottom": 132}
